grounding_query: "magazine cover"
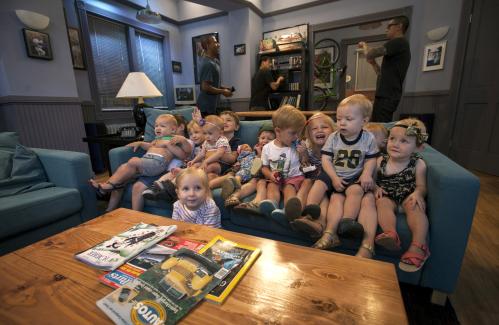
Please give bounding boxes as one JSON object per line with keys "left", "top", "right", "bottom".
{"left": 99, "top": 236, "right": 205, "bottom": 288}
{"left": 199, "top": 235, "right": 261, "bottom": 304}
{"left": 97, "top": 248, "right": 225, "bottom": 325}
{"left": 75, "top": 223, "right": 177, "bottom": 271}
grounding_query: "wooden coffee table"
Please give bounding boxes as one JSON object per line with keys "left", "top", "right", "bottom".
{"left": 0, "top": 208, "right": 407, "bottom": 324}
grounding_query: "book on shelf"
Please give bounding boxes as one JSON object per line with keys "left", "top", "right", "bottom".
{"left": 199, "top": 235, "right": 261, "bottom": 304}
{"left": 99, "top": 235, "right": 205, "bottom": 288}
{"left": 97, "top": 248, "right": 225, "bottom": 325}
{"left": 75, "top": 223, "right": 177, "bottom": 271}
{"left": 296, "top": 94, "right": 301, "bottom": 108}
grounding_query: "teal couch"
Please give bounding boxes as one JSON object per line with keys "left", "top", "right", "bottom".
{"left": 0, "top": 132, "right": 98, "bottom": 255}
{"left": 109, "top": 107, "right": 480, "bottom": 296}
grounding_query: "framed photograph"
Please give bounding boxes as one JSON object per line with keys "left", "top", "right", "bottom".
{"left": 234, "top": 44, "right": 246, "bottom": 56}
{"left": 23, "top": 28, "right": 52, "bottom": 60}
{"left": 423, "top": 41, "right": 447, "bottom": 71}
{"left": 67, "top": 27, "right": 85, "bottom": 69}
{"left": 314, "top": 47, "right": 335, "bottom": 88}
{"left": 172, "top": 61, "right": 182, "bottom": 73}
{"left": 192, "top": 32, "right": 219, "bottom": 84}
{"left": 263, "top": 24, "right": 308, "bottom": 45}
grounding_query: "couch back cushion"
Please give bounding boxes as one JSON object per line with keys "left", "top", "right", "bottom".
{"left": 0, "top": 132, "right": 20, "bottom": 179}
{"left": 236, "top": 120, "right": 272, "bottom": 147}
{"left": 143, "top": 106, "right": 195, "bottom": 142}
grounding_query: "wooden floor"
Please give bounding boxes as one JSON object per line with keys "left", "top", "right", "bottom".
{"left": 450, "top": 170, "right": 499, "bottom": 325}
{"left": 94, "top": 170, "right": 499, "bottom": 323}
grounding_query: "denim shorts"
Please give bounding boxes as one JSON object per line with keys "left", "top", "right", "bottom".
{"left": 140, "top": 153, "right": 168, "bottom": 176}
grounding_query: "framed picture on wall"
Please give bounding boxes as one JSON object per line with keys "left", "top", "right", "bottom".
{"left": 172, "top": 61, "right": 182, "bottom": 73}
{"left": 192, "top": 32, "right": 219, "bottom": 84}
{"left": 234, "top": 44, "right": 246, "bottom": 56}
{"left": 67, "top": 27, "right": 85, "bottom": 69}
{"left": 422, "top": 41, "right": 447, "bottom": 71}
{"left": 23, "top": 28, "right": 53, "bottom": 60}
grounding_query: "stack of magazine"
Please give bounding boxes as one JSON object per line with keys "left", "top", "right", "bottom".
{"left": 75, "top": 223, "right": 261, "bottom": 324}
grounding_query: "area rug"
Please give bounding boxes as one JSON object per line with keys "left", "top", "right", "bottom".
{"left": 400, "top": 283, "right": 460, "bottom": 325}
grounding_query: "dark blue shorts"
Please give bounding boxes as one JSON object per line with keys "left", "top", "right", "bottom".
{"left": 316, "top": 170, "right": 360, "bottom": 195}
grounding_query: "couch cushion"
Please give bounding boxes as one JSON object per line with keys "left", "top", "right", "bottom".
{"left": 143, "top": 106, "right": 195, "bottom": 141}
{"left": 235, "top": 120, "right": 272, "bottom": 147}
{"left": 0, "top": 187, "right": 82, "bottom": 240}
{"left": 0, "top": 132, "right": 20, "bottom": 149}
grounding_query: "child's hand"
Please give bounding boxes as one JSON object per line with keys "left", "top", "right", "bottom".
{"left": 268, "top": 172, "right": 279, "bottom": 184}
{"left": 332, "top": 176, "right": 346, "bottom": 192}
{"left": 192, "top": 107, "right": 202, "bottom": 123}
{"left": 374, "top": 186, "right": 386, "bottom": 199}
{"left": 186, "top": 160, "right": 194, "bottom": 167}
{"left": 359, "top": 174, "right": 374, "bottom": 192}
{"left": 126, "top": 141, "right": 142, "bottom": 152}
{"left": 254, "top": 143, "right": 263, "bottom": 156}
{"left": 405, "top": 192, "right": 426, "bottom": 212}
{"left": 169, "top": 135, "right": 182, "bottom": 145}
{"left": 296, "top": 141, "right": 307, "bottom": 155}
{"left": 171, "top": 167, "right": 182, "bottom": 176}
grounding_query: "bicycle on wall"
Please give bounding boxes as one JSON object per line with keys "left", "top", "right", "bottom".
{"left": 313, "top": 38, "right": 346, "bottom": 110}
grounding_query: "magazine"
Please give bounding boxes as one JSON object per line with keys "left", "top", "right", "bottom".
{"left": 97, "top": 248, "right": 225, "bottom": 325}
{"left": 99, "top": 236, "right": 205, "bottom": 288}
{"left": 199, "top": 235, "right": 261, "bottom": 304}
{"left": 75, "top": 223, "right": 177, "bottom": 271}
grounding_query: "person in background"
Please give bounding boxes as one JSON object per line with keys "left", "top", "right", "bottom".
{"left": 358, "top": 16, "right": 411, "bottom": 122}
{"left": 197, "top": 35, "right": 232, "bottom": 115}
{"left": 250, "top": 56, "right": 285, "bottom": 110}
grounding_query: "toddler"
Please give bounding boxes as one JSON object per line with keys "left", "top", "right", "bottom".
{"left": 172, "top": 167, "right": 221, "bottom": 228}
{"left": 365, "top": 123, "right": 388, "bottom": 153}
{"left": 258, "top": 105, "right": 306, "bottom": 221}
{"left": 142, "top": 120, "right": 205, "bottom": 201}
{"left": 90, "top": 114, "right": 184, "bottom": 196}
{"left": 187, "top": 115, "right": 231, "bottom": 178}
{"left": 312, "top": 94, "right": 378, "bottom": 249}
{"left": 374, "top": 118, "right": 430, "bottom": 272}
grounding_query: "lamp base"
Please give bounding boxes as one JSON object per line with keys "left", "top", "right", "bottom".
{"left": 133, "top": 103, "right": 151, "bottom": 135}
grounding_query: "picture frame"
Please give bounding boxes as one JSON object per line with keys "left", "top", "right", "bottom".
{"left": 234, "top": 44, "right": 246, "bottom": 56}
{"left": 67, "top": 27, "right": 85, "bottom": 69}
{"left": 263, "top": 24, "right": 308, "bottom": 45}
{"left": 314, "top": 47, "right": 335, "bottom": 88}
{"left": 23, "top": 28, "right": 53, "bottom": 60}
{"left": 172, "top": 61, "right": 182, "bottom": 73}
{"left": 422, "top": 41, "right": 447, "bottom": 71}
{"left": 192, "top": 32, "right": 219, "bottom": 84}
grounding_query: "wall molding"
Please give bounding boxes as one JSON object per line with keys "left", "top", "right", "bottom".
{"left": 0, "top": 96, "right": 81, "bottom": 104}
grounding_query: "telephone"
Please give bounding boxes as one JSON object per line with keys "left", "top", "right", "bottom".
{"left": 118, "top": 126, "right": 141, "bottom": 138}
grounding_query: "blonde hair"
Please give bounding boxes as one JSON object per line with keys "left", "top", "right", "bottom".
{"left": 272, "top": 105, "right": 306, "bottom": 130}
{"left": 365, "top": 123, "right": 388, "bottom": 138}
{"left": 337, "top": 94, "right": 373, "bottom": 119}
{"left": 204, "top": 115, "right": 224, "bottom": 130}
{"left": 175, "top": 167, "right": 211, "bottom": 197}
{"left": 393, "top": 118, "right": 428, "bottom": 146}
{"left": 156, "top": 114, "right": 178, "bottom": 125}
{"left": 187, "top": 120, "right": 202, "bottom": 133}
{"left": 304, "top": 113, "right": 337, "bottom": 141}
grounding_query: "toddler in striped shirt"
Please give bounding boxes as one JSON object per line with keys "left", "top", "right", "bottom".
{"left": 172, "top": 167, "right": 221, "bottom": 228}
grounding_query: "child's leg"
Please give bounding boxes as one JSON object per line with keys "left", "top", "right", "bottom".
{"left": 206, "top": 162, "right": 222, "bottom": 180}
{"left": 402, "top": 198, "right": 429, "bottom": 250}
{"left": 356, "top": 193, "right": 377, "bottom": 258}
{"left": 313, "top": 193, "right": 344, "bottom": 249}
{"left": 106, "top": 188, "right": 124, "bottom": 212}
{"left": 91, "top": 157, "right": 142, "bottom": 191}
{"left": 342, "top": 184, "right": 364, "bottom": 220}
{"left": 253, "top": 179, "right": 267, "bottom": 201}
{"left": 265, "top": 182, "right": 281, "bottom": 206}
{"left": 376, "top": 197, "right": 398, "bottom": 233}
{"left": 283, "top": 184, "right": 302, "bottom": 222}
{"left": 158, "top": 172, "right": 174, "bottom": 183}
{"left": 297, "top": 178, "right": 313, "bottom": 205}
{"left": 131, "top": 181, "right": 148, "bottom": 211}
{"left": 306, "top": 180, "right": 328, "bottom": 206}
{"left": 209, "top": 173, "right": 231, "bottom": 189}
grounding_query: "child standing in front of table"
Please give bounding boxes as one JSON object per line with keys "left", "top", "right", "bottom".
{"left": 172, "top": 167, "right": 221, "bottom": 228}
{"left": 374, "top": 118, "right": 430, "bottom": 272}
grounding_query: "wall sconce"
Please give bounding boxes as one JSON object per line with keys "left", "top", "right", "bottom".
{"left": 116, "top": 72, "right": 163, "bottom": 133}
{"left": 427, "top": 26, "right": 449, "bottom": 42}
{"left": 15, "top": 10, "right": 50, "bottom": 30}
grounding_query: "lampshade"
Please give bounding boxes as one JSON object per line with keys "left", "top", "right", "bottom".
{"left": 15, "top": 9, "right": 50, "bottom": 30}
{"left": 116, "top": 72, "right": 162, "bottom": 102}
{"left": 427, "top": 26, "right": 450, "bottom": 41}
{"left": 136, "top": 0, "right": 161, "bottom": 25}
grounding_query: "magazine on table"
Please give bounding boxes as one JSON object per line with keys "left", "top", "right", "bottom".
{"left": 75, "top": 223, "right": 177, "bottom": 271}
{"left": 199, "top": 235, "right": 261, "bottom": 304}
{"left": 99, "top": 235, "right": 205, "bottom": 288}
{"left": 97, "top": 248, "right": 225, "bottom": 325}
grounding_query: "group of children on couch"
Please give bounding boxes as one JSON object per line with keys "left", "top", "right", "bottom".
{"left": 90, "top": 94, "right": 430, "bottom": 272}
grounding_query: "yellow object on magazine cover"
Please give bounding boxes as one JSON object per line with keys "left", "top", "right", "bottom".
{"left": 199, "top": 235, "right": 261, "bottom": 304}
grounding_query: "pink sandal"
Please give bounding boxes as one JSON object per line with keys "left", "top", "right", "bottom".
{"left": 398, "top": 242, "right": 430, "bottom": 272}
{"left": 375, "top": 230, "right": 401, "bottom": 251}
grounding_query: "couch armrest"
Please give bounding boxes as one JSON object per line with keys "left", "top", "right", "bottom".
{"left": 108, "top": 146, "right": 143, "bottom": 173}
{"left": 32, "top": 148, "right": 98, "bottom": 222}
{"left": 419, "top": 146, "right": 480, "bottom": 293}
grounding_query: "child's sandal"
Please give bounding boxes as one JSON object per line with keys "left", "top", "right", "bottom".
{"left": 375, "top": 230, "right": 401, "bottom": 251}
{"left": 224, "top": 194, "right": 241, "bottom": 207}
{"left": 398, "top": 242, "right": 430, "bottom": 272}
{"left": 221, "top": 177, "right": 236, "bottom": 200}
{"left": 356, "top": 243, "right": 375, "bottom": 259}
{"left": 312, "top": 231, "right": 341, "bottom": 250}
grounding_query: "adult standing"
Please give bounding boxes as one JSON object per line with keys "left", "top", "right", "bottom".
{"left": 358, "top": 16, "right": 411, "bottom": 122}
{"left": 197, "top": 35, "right": 232, "bottom": 115}
{"left": 249, "top": 56, "right": 285, "bottom": 110}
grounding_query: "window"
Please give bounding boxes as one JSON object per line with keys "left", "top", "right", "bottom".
{"left": 135, "top": 31, "right": 167, "bottom": 107}
{"left": 88, "top": 15, "right": 132, "bottom": 110}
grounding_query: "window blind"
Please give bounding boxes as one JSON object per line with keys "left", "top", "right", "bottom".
{"left": 88, "top": 15, "right": 132, "bottom": 110}
{"left": 135, "top": 31, "right": 167, "bottom": 107}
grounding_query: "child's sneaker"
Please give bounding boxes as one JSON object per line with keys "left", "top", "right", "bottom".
{"left": 250, "top": 157, "right": 263, "bottom": 177}
{"left": 284, "top": 197, "right": 302, "bottom": 222}
{"left": 259, "top": 199, "right": 277, "bottom": 218}
{"left": 142, "top": 181, "right": 166, "bottom": 201}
